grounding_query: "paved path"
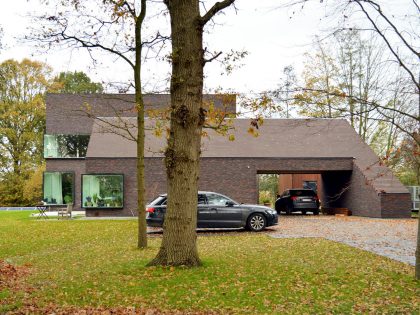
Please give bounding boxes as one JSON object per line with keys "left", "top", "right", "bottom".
{"left": 269, "top": 215, "right": 418, "bottom": 265}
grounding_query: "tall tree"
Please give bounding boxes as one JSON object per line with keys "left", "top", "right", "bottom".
{"left": 0, "top": 59, "right": 50, "bottom": 206}
{"left": 294, "top": 39, "right": 343, "bottom": 119}
{"left": 148, "top": 0, "right": 236, "bottom": 266}
{"left": 50, "top": 71, "right": 103, "bottom": 94}
{"left": 30, "top": 0, "right": 167, "bottom": 248}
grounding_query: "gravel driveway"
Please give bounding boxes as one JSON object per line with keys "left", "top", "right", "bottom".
{"left": 269, "top": 215, "right": 418, "bottom": 265}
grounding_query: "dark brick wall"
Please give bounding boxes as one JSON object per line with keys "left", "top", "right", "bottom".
{"left": 46, "top": 94, "right": 236, "bottom": 134}
{"left": 46, "top": 156, "right": 411, "bottom": 218}
{"left": 77, "top": 157, "right": 353, "bottom": 216}
{"left": 46, "top": 159, "right": 86, "bottom": 211}
{"left": 380, "top": 193, "right": 412, "bottom": 218}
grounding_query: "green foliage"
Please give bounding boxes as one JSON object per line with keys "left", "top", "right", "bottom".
{"left": 0, "top": 59, "right": 50, "bottom": 206}
{"left": 258, "top": 190, "right": 272, "bottom": 205}
{"left": 22, "top": 163, "right": 45, "bottom": 205}
{"left": 258, "top": 174, "right": 278, "bottom": 205}
{"left": 0, "top": 211, "right": 418, "bottom": 314}
{"left": 63, "top": 195, "right": 73, "bottom": 204}
{"left": 49, "top": 71, "right": 103, "bottom": 94}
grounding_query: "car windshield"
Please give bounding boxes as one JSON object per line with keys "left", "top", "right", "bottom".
{"left": 289, "top": 190, "right": 316, "bottom": 197}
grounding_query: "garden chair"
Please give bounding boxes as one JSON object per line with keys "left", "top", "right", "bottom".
{"left": 58, "top": 204, "right": 73, "bottom": 220}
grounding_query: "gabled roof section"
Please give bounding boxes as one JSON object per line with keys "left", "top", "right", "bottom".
{"left": 86, "top": 117, "right": 408, "bottom": 194}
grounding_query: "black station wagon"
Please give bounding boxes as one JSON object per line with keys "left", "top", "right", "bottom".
{"left": 146, "top": 191, "right": 278, "bottom": 231}
{"left": 275, "top": 189, "right": 320, "bottom": 215}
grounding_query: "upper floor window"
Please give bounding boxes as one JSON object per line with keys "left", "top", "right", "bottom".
{"left": 44, "top": 134, "right": 90, "bottom": 158}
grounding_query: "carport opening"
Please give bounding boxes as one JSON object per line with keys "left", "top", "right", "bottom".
{"left": 258, "top": 171, "right": 353, "bottom": 214}
{"left": 258, "top": 173, "right": 323, "bottom": 209}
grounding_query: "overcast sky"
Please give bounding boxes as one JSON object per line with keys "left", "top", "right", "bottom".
{"left": 0, "top": 0, "right": 416, "bottom": 93}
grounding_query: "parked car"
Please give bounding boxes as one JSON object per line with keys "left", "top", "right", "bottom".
{"left": 275, "top": 189, "right": 320, "bottom": 215}
{"left": 146, "top": 191, "right": 278, "bottom": 231}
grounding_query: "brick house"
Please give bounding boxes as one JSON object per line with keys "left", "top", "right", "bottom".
{"left": 44, "top": 93, "right": 412, "bottom": 218}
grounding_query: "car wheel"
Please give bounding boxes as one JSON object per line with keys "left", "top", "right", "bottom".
{"left": 302, "top": 210, "right": 306, "bottom": 215}
{"left": 285, "top": 204, "right": 293, "bottom": 215}
{"left": 247, "top": 213, "right": 267, "bottom": 232}
{"left": 313, "top": 210, "right": 319, "bottom": 215}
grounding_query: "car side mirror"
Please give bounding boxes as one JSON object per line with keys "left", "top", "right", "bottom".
{"left": 225, "top": 201, "right": 235, "bottom": 207}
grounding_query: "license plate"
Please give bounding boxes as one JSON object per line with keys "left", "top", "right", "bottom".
{"left": 302, "top": 198, "right": 312, "bottom": 202}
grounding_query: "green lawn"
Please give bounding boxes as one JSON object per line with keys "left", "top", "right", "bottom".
{"left": 0, "top": 211, "right": 418, "bottom": 314}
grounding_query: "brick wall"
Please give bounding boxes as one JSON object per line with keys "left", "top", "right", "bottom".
{"left": 45, "top": 156, "right": 411, "bottom": 218}
{"left": 380, "top": 193, "right": 412, "bottom": 218}
{"left": 46, "top": 94, "right": 236, "bottom": 134}
{"left": 80, "top": 157, "right": 353, "bottom": 216}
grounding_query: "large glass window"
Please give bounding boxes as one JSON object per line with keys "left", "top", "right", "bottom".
{"left": 82, "top": 175, "right": 123, "bottom": 208}
{"left": 44, "top": 134, "right": 90, "bottom": 158}
{"left": 43, "top": 172, "right": 74, "bottom": 205}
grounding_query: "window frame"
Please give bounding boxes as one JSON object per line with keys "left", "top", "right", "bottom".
{"left": 205, "top": 193, "right": 237, "bottom": 207}
{"left": 43, "top": 134, "right": 91, "bottom": 159}
{"left": 81, "top": 173, "right": 124, "bottom": 209}
{"left": 302, "top": 180, "right": 318, "bottom": 192}
{"left": 42, "top": 171, "right": 75, "bottom": 206}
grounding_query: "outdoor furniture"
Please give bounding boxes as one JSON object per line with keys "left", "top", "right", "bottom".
{"left": 36, "top": 204, "right": 49, "bottom": 219}
{"left": 58, "top": 204, "right": 73, "bottom": 219}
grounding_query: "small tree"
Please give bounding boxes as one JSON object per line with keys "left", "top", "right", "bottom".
{"left": 29, "top": 0, "right": 169, "bottom": 248}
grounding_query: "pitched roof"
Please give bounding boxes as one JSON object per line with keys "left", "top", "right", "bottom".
{"left": 86, "top": 117, "right": 408, "bottom": 194}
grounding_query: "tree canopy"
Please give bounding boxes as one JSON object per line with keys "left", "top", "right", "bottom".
{"left": 50, "top": 71, "right": 103, "bottom": 94}
{"left": 0, "top": 59, "right": 50, "bottom": 206}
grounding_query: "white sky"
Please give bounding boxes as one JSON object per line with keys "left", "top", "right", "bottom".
{"left": 0, "top": 0, "right": 416, "bottom": 93}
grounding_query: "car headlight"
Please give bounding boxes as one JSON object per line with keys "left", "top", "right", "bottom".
{"left": 266, "top": 209, "right": 277, "bottom": 215}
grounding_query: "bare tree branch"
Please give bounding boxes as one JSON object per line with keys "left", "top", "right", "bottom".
{"left": 351, "top": 0, "right": 419, "bottom": 89}
{"left": 200, "top": 0, "right": 236, "bottom": 26}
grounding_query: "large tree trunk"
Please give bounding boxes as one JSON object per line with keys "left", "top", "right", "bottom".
{"left": 148, "top": 0, "right": 204, "bottom": 266}
{"left": 148, "top": 0, "right": 235, "bottom": 267}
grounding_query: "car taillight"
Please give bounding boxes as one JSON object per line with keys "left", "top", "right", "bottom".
{"left": 291, "top": 196, "right": 298, "bottom": 201}
{"left": 314, "top": 195, "right": 319, "bottom": 201}
{"left": 146, "top": 207, "right": 155, "bottom": 213}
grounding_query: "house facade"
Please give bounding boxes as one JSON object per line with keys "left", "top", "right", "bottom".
{"left": 44, "top": 93, "right": 412, "bottom": 218}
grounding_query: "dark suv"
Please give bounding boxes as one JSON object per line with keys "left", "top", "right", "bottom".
{"left": 146, "top": 191, "right": 278, "bottom": 231}
{"left": 275, "top": 189, "right": 320, "bottom": 215}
